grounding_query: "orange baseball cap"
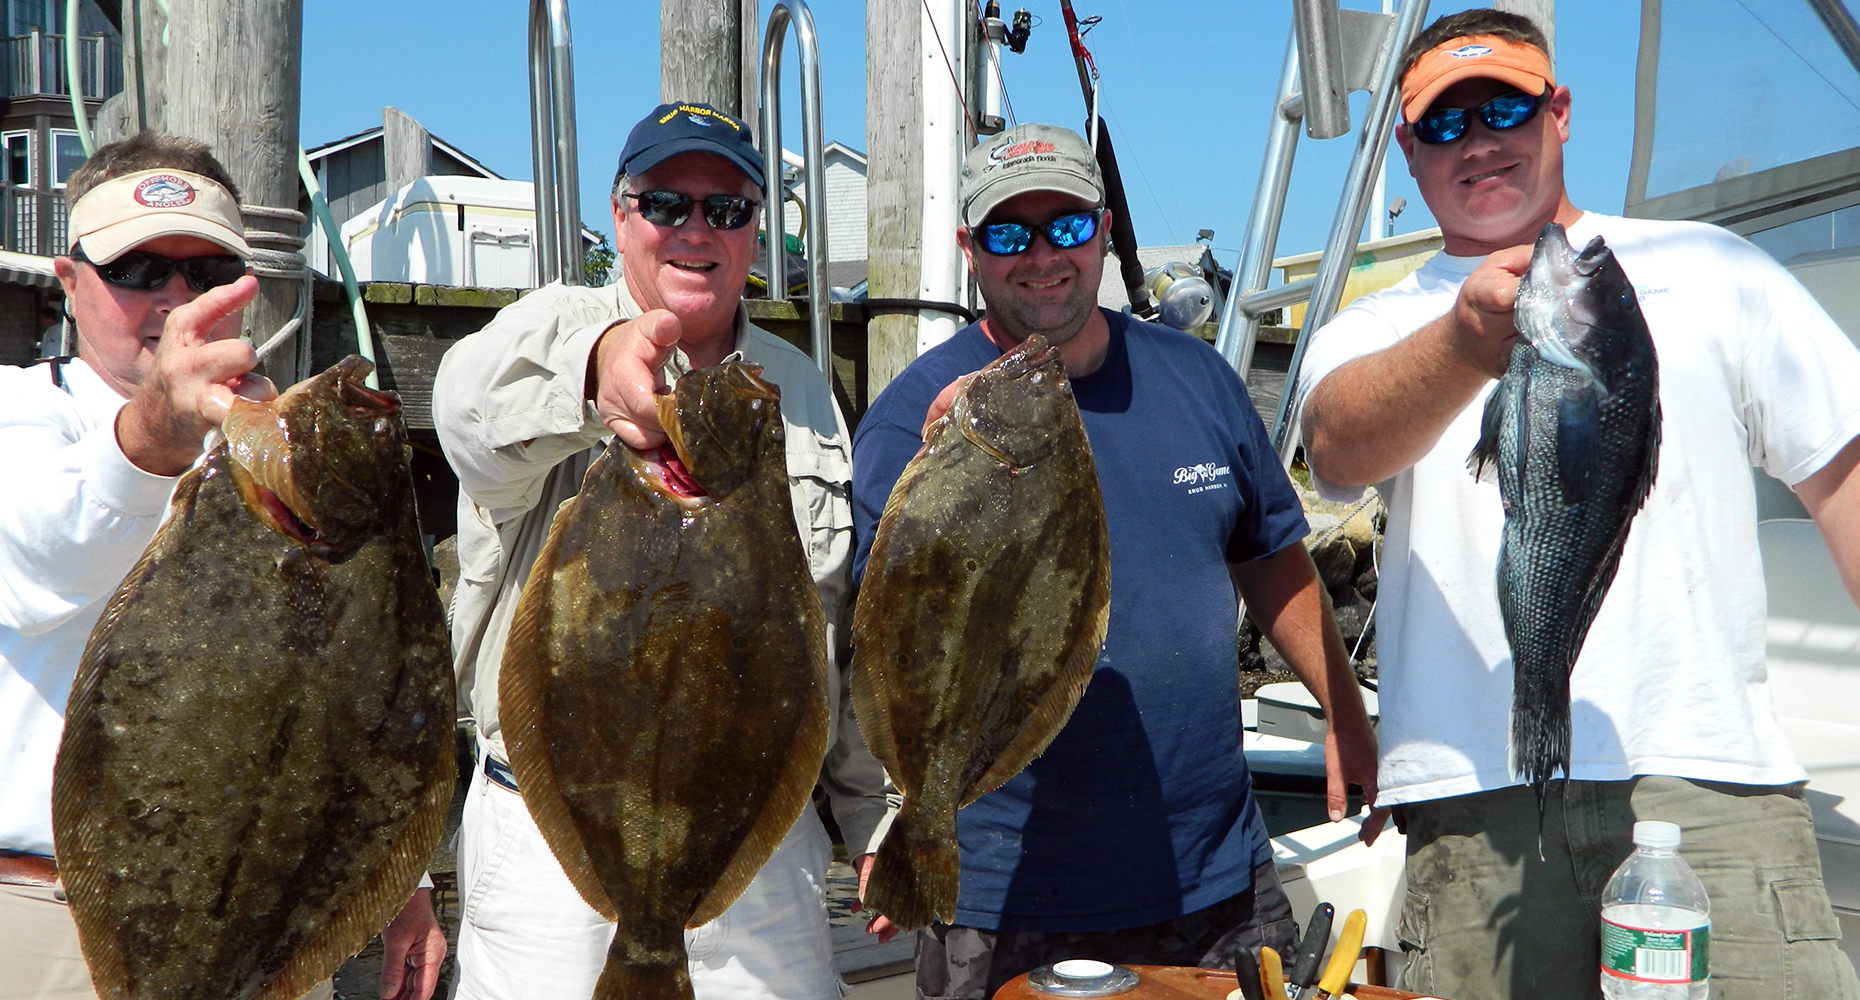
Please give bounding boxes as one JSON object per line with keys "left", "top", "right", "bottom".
{"left": 67, "top": 168, "right": 249, "bottom": 263}
{"left": 1400, "top": 34, "right": 1555, "bottom": 123}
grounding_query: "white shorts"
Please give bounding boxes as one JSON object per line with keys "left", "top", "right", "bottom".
{"left": 452, "top": 751, "right": 843, "bottom": 1000}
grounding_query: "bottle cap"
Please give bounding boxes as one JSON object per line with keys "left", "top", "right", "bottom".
{"left": 1633, "top": 820, "right": 1682, "bottom": 849}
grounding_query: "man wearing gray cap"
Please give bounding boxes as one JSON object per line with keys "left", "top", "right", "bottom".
{"left": 848, "top": 122, "right": 1381, "bottom": 996}
{"left": 433, "top": 101, "right": 891, "bottom": 1000}
{"left": 0, "top": 131, "right": 445, "bottom": 1000}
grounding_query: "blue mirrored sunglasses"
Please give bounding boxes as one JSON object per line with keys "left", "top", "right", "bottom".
{"left": 1411, "top": 88, "right": 1549, "bottom": 145}
{"left": 975, "top": 209, "right": 1101, "bottom": 256}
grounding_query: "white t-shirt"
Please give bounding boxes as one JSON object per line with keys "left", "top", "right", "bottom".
{"left": 0, "top": 358, "right": 177, "bottom": 855}
{"left": 1295, "top": 212, "right": 1860, "bottom": 806}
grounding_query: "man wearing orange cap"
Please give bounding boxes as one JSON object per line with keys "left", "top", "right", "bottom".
{"left": 1295, "top": 11, "right": 1860, "bottom": 1000}
{"left": 0, "top": 132, "right": 444, "bottom": 1000}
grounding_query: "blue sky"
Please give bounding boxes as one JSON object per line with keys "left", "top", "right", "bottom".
{"left": 300, "top": 1, "right": 1644, "bottom": 263}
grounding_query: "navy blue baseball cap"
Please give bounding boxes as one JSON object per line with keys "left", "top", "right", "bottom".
{"left": 618, "top": 103, "right": 765, "bottom": 189}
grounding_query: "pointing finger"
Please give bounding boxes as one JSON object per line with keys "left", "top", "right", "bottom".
{"left": 164, "top": 275, "right": 260, "bottom": 348}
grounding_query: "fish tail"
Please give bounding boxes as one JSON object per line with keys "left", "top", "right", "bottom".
{"left": 864, "top": 796, "right": 960, "bottom": 932}
{"left": 1511, "top": 656, "right": 1573, "bottom": 794}
{"left": 592, "top": 949, "right": 693, "bottom": 1000}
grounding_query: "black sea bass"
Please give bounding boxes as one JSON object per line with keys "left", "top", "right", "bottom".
{"left": 499, "top": 360, "right": 829, "bottom": 1000}
{"left": 55, "top": 356, "right": 455, "bottom": 1000}
{"left": 1469, "top": 224, "right": 1661, "bottom": 813}
{"left": 852, "top": 335, "right": 1112, "bottom": 931}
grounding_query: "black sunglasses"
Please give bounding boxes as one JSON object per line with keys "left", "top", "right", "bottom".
{"left": 623, "top": 190, "right": 761, "bottom": 231}
{"left": 1410, "top": 88, "right": 1550, "bottom": 145}
{"left": 70, "top": 248, "right": 246, "bottom": 293}
{"left": 975, "top": 209, "right": 1101, "bottom": 256}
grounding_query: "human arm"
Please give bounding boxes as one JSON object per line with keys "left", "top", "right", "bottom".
{"left": 1797, "top": 434, "right": 1860, "bottom": 608}
{"left": 377, "top": 888, "right": 445, "bottom": 1000}
{"left": 1301, "top": 247, "right": 1530, "bottom": 487}
{"left": 1230, "top": 541, "right": 1386, "bottom": 842}
{"left": 587, "top": 309, "right": 683, "bottom": 450}
{"left": 431, "top": 288, "right": 627, "bottom": 517}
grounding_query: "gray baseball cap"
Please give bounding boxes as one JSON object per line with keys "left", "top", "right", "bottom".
{"left": 960, "top": 123, "right": 1104, "bottom": 227}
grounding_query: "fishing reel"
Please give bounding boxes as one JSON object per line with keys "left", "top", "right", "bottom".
{"left": 1143, "top": 262, "right": 1216, "bottom": 331}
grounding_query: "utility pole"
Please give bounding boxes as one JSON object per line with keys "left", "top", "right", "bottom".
{"left": 98, "top": 0, "right": 308, "bottom": 386}
{"left": 1494, "top": 0, "right": 1554, "bottom": 65}
{"left": 662, "top": 0, "right": 754, "bottom": 116}
{"left": 865, "top": 0, "right": 927, "bottom": 397}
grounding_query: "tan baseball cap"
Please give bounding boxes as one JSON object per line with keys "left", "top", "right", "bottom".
{"left": 1400, "top": 34, "right": 1556, "bottom": 123}
{"left": 960, "top": 123, "right": 1104, "bottom": 227}
{"left": 67, "top": 168, "right": 249, "bottom": 262}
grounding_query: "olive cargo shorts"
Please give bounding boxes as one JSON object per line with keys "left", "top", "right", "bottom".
{"left": 1395, "top": 776, "right": 1858, "bottom": 1000}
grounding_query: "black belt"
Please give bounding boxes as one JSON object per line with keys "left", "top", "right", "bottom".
{"left": 483, "top": 753, "right": 520, "bottom": 793}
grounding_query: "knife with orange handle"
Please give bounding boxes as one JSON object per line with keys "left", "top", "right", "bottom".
{"left": 1310, "top": 908, "right": 1368, "bottom": 999}
{"left": 1260, "top": 945, "right": 1289, "bottom": 1000}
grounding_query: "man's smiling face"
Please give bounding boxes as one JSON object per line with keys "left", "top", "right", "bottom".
{"left": 613, "top": 151, "right": 761, "bottom": 352}
{"left": 1398, "top": 75, "right": 1573, "bottom": 256}
{"left": 959, "top": 189, "right": 1106, "bottom": 348}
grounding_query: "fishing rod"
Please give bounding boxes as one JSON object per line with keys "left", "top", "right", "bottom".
{"left": 1058, "top": 0, "right": 1148, "bottom": 315}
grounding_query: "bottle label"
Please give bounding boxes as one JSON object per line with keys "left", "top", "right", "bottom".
{"left": 1600, "top": 917, "right": 1709, "bottom": 984}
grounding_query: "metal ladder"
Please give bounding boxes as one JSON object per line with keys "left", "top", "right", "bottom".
{"left": 1211, "top": 0, "right": 1432, "bottom": 464}
{"left": 760, "top": 0, "right": 834, "bottom": 379}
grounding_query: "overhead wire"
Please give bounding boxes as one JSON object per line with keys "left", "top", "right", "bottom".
{"left": 920, "top": 0, "right": 978, "bottom": 137}
{"left": 1731, "top": 0, "right": 1860, "bottom": 115}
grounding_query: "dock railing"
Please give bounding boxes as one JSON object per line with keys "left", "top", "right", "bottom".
{"left": 4, "top": 30, "right": 123, "bottom": 100}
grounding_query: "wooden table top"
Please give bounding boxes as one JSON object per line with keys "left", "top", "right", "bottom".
{"left": 993, "top": 965, "right": 1435, "bottom": 1000}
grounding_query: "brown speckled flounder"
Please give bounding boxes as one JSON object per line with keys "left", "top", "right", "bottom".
{"left": 499, "top": 360, "right": 829, "bottom": 1000}
{"left": 54, "top": 356, "right": 455, "bottom": 1000}
{"left": 851, "top": 335, "right": 1111, "bottom": 931}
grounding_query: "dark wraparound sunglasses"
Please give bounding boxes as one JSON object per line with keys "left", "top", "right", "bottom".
{"left": 623, "top": 190, "right": 761, "bottom": 230}
{"left": 70, "top": 248, "right": 246, "bottom": 293}
{"left": 1410, "top": 88, "right": 1550, "bottom": 145}
{"left": 974, "top": 209, "right": 1101, "bottom": 256}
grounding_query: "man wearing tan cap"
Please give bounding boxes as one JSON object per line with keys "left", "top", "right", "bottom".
{"left": 0, "top": 132, "right": 444, "bottom": 1000}
{"left": 849, "top": 122, "right": 1380, "bottom": 997}
{"left": 1296, "top": 11, "right": 1860, "bottom": 999}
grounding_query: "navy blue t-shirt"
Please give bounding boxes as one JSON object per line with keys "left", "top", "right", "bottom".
{"left": 850, "top": 310, "right": 1309, "bottom": 932}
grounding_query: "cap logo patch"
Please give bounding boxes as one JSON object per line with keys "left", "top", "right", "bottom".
{"left": 659, "top": 103, "right": 743, "bottom": 133}
{"left": 986, "top": 139, "right": 1059, "bottom": 170}
{"left": 1448, "top": 44, "right": 1493, "bottom": 58}
{"left": 134, "top": 175, "right": 196, "bottom": 208}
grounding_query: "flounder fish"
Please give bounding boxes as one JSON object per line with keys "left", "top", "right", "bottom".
{"left": 851, "top": 335, "right": 1111, "bottom": 931}
{"left": 54, "top": 355, "right": 456, "bottom": 1000}
{"left": 499, "top": 360, "right": 829, "bottom": 1000}
{"left": 1469, "top": 223, "right": 1661, "bottom": 820}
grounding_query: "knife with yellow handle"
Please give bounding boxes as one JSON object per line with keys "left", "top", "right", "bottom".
{"left": 1311, "top": 908, "right": 1368, "bottom": 999}
{"left": 1260, "top": 945, "right": 1289, "bottom": 1000}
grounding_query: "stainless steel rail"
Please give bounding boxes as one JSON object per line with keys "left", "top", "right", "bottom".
{"left": 528, "top": 0, "right": 584, "bottom": 287}
{"left": 759, "top": 0, "right": 833, "bottom": 377}
{"left": 1210, "top": 0, "right": 1430, "bottom": 465}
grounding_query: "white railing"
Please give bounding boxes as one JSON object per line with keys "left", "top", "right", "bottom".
{"left": 1, "top": 187, "right": 67, "bottom": 256}
{"left": 4, "top": 30, "right": 123, "bottom": 100}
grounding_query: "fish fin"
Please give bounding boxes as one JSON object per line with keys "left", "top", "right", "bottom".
{"left": 500, "top": 505, "right": 621, "bottom": 924}
{"left": 53, "top": 468, "right": 205, "bottom": 1000}
{"left": 862, "top": 796, "right": 961, "bottom": 932}
{"left": 1630, "top": 395, "right": 1661, "bottom": 513}
{"left": 1467, "top": 382, "right": 1507, "bottom": 484}
{"left": 691, "top": 605, "right": 833, "bottom": 928}
{"left": 1556, "top": 378, "right": 1604, "bottom": 505}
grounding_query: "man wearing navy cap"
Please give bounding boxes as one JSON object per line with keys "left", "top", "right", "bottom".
{"left": 433, "top": 103, "right": 891, "bottom": 1000}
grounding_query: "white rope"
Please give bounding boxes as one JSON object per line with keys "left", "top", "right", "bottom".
{"left": 240, "top": 204, "right": 310, "bottom": 363}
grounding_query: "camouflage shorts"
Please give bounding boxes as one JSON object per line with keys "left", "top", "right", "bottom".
{"left": 913, "top": 858, "right": 1298, "bottom": 1000}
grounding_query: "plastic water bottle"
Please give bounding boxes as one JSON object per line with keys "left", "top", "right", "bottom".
{"left": 1599, "top": 821, "right": 1711, "bottom": 999}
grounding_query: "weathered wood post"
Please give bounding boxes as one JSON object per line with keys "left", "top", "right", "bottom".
{"left": 662, "top": 0, "right": 750, "bottom": 113}
{"left": 1494, "top": 0, "right": 1554, "bottom": 62}
{"left": 865, "top": 0, "right": 926, "bottom": 397}
{"left": 97, "top": 0, "right": 307, "bottom": 386}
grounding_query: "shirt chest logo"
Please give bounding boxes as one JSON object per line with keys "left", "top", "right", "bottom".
{"left": 1173, "top": 461, "right": 1232, "bottom": 494}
